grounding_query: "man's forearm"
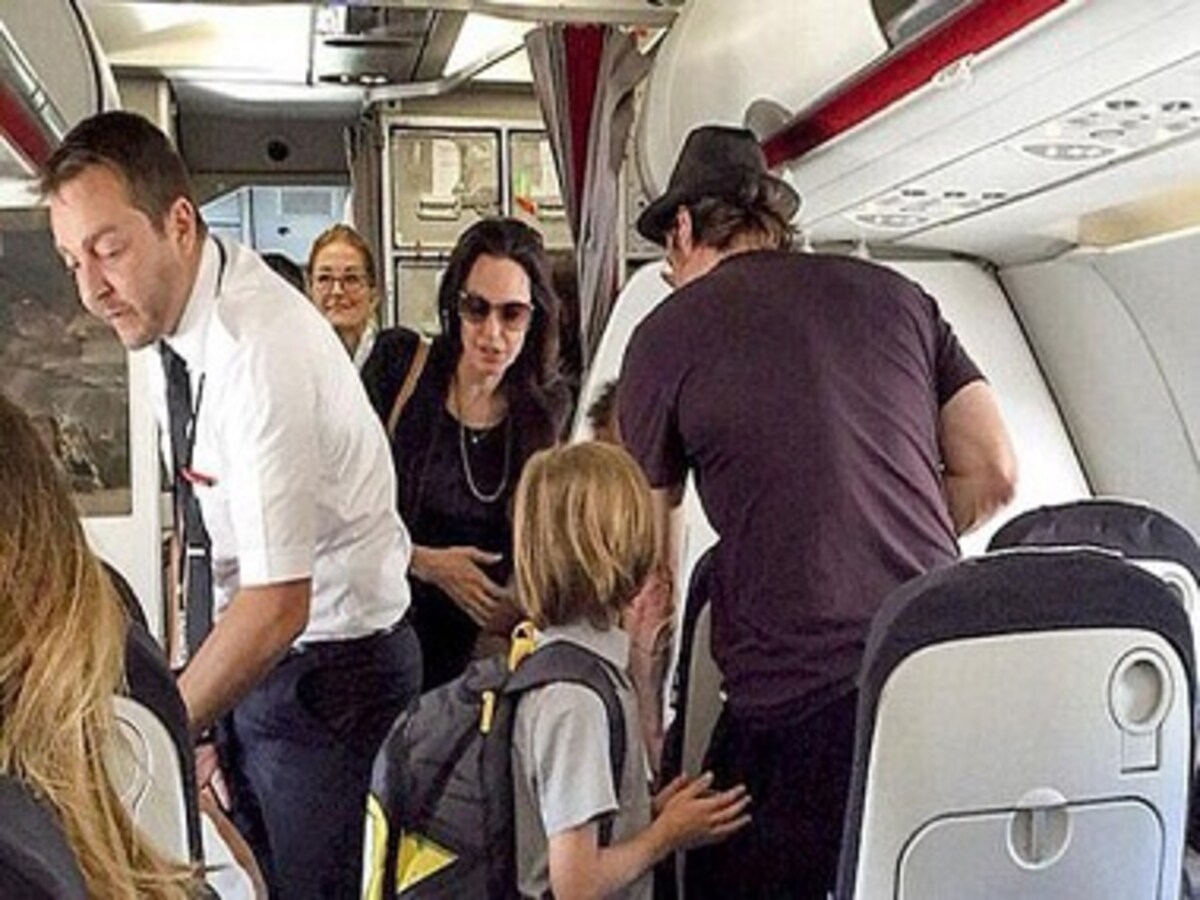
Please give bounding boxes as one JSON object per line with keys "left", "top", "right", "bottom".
{"left": 944, "top": 457, "right": 1018, "bottom": 536}
{"left": 651, "top": 484, "right": 686, "bottom": 593}
{"left": 938, "top": 381, "right": 1018, "bottom": 536}
{"left": 178, "top": 578, "right": 311, "bottom": 735}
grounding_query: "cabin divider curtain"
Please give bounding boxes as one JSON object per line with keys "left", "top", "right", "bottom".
{"left": 345, "top": 109, "right": 387, "bottom": 318}
{"left": 526, "top": 25, "right": 651, "bottom": 369}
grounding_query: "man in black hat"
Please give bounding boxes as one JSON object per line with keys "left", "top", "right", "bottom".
{"left": 618, "top": 125, "right": 1017, "bottom": 898}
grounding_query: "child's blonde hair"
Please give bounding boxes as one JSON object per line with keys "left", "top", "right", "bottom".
{"left": 514, "top": 442, "right": 656, "bottom": 630}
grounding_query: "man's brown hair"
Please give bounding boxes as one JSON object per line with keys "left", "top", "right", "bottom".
{"left": 39, "top": 110, "right": 200, "bottom": 235}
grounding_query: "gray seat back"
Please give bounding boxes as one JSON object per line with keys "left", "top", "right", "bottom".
{"left": 838, "top": 550, "right": 1194, "bottom": 900}
{"left": 119, "top": 614, "right": 204, "bottom": 864}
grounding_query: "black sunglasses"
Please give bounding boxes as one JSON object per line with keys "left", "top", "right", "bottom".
{"left": 456, "top": 290, "right": 535, "bottom": 331}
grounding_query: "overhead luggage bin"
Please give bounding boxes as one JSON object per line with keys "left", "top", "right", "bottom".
{"left": 762, "top": 0, "right": 1200, "bottom": 260}
{"left": 0, "top": 0, "right": 118, "bottom": 203}
{"left": 636, "top": 0, "right": 887, "bottom": 201}
{"left": 638, "top": 0, "right": 1200, "bottom": 263}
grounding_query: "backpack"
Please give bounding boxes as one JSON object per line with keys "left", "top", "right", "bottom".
{"left": 362, "top": 627, "right": 627, "bottom": 899}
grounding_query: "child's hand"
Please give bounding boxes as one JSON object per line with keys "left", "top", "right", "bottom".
{"left": 651, "top": 773, "right": 689, "bottom": 817}
{"left": 653, "top": 771, "right": 751, "bottom": 852}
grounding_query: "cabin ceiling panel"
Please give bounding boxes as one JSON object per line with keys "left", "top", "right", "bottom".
{"left": 787, "top": 0, "right": 1200, "bottom": 263}
{"left": 82, "top": 1, "right": 596, "bottom": 121}
{"left": 900, "top": 131, "right": 1200, "bottom": 265}
{"left": 83, "top": 3, "right": 312, "bottom": 82}
{"left": 85, "top": 0, "right": 678, "bottom": 26}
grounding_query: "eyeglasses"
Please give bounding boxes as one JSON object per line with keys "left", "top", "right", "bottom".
{"left": 313, "top": 271, "right": 370, "bottom": 294}
{"left": 456, "top": 290, "right": 535, "bottom": 331}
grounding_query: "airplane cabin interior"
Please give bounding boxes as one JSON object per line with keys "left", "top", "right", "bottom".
{"left": 2, "top": 0, "right": 1200, "bottom": 897}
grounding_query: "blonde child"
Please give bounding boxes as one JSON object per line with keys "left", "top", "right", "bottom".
{"left": 511, "top": 441, "right": 750, "bottom": 899}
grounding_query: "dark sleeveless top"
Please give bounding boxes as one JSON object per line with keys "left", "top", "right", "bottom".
{"left": 362, "top": 328, "right": 523, "bottom": 689}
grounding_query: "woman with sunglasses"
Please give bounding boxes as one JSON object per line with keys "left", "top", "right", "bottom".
{"left": 307, "top": 223, "right": 381, "bottom": 368}
{"left": 362, "top": 218, "right": 569, "bottom": 689}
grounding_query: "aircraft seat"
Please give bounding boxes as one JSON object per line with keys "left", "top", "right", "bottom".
{"left": 0, "top": 774, "right": 88, "bottom": 899}
{"left": 654, "top": 549, "right": 722, "bottom": 900}
{"left": 112, "top": 620, "right": 205, "bottom": 865}
{"left": 989, "top": 498, "right": 1200, "bottom": 662}
{"left": 101, "top": 558, "right": 151, "bottom": 633}
{"left": 837, "top": 550, "right": 1194, "bottom": 900}
{"left": 988, "top": 498, "right": 1200, "bottom": 865}
{"left": 106, "top": 565, "right": 204, "bottom": 866}
{"left": 660, "top": 549, "right": 723, "bottom": 783}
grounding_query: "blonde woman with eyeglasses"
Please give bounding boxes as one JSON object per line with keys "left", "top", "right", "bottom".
{"left": 307, "top": 223, "right": 381, "bottom": 368}
{"left": 362, "top": 217, "right": 570, "bottom": 689}
{"left": 0, "top": 392, "right": 198, "bottom": 899}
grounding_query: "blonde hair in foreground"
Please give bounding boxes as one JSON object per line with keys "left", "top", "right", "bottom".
{"left": 0, "top": 393, "right": 194, "bottom": 898}
{"left": 514, "top": 442, "right": 657, "bottom": 630}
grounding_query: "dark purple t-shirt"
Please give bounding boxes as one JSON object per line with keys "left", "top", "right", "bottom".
{"left": 618, "top": 251, "right": 982, "bottom": 721}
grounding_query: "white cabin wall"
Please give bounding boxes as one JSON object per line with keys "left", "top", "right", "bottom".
{"left": 1002, "top": 237, "right": 1200, "bottom": 537}
{"left": 0, "top": 2, "right": 164, "bottom": 637}
{"left": 886, "top": 260, "right": 1091, "bottom": 555}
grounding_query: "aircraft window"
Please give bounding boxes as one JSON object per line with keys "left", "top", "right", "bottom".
{"left": 0, "top": 209, "right": 131, "bottom": 516}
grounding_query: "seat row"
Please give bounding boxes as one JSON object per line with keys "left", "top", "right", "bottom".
{"left": 4, "top": 498, "right": 1196, "bottom": 898}
{"left": 665, "top": 498, "right": 1200, "bottom": 899}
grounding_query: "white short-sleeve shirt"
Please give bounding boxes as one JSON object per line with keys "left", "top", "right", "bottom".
{"left": 149, "top": 237, "right": 411, "bottom": 644}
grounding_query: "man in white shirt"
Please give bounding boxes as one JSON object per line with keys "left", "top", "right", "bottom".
{"left": 43, "top": 110, "right": 421, "bottom": 900}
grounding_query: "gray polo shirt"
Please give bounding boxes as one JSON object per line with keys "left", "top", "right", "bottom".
{"left": 512, "top": 621, "right": 653, "bottom": 899}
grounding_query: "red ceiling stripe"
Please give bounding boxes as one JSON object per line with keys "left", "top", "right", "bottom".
{"left": 762, "top": 0, "right": 1070, "bottom": 168}
{"left": 0, "top": 78, "right": 53, "bottom": 171}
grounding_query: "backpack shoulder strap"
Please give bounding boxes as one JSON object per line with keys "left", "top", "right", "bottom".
{"left": 386, "top": 336, "right": 430, "bottom": 440}
{"left": 507, "top": 642, "right": 627, "bottom": 846}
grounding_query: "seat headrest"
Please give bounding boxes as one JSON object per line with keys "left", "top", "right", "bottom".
{"left": 989, "top": 499, "right": 1200, "bottom": 586}
{"left": 862, "top": 548, "right": 1195, "bottom": 697}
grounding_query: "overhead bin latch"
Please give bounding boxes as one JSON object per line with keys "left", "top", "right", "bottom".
{"left": 931, "top": 55, "right": 975, "bottom": 90}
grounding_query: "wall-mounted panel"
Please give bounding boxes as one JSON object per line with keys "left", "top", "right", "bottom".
{"left": 395, "top": 257, "right": 446, "bottom": 336}
{"left": 1003, "top": 250, "right": 1200, "bottom": 537}
{"left": 390, "top": 126, "right": 502, "bottom": 250}
{"left": 508, "top": 129, "right": 570, "bottom": 249}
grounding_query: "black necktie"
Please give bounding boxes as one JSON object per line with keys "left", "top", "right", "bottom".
{"left": 160, "top": 341, "right": 213, "bottom": 662}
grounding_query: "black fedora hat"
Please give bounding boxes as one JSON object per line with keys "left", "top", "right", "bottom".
{"left": 636, "top": 125, "right": 801, "bottom": 245}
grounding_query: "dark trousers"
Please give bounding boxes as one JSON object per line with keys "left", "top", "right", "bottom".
{"left": 218, "top": 621, "right": 422, "bottom": 900}
{"left": 685, "top": 691, "right": 858, "bottom": 900}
